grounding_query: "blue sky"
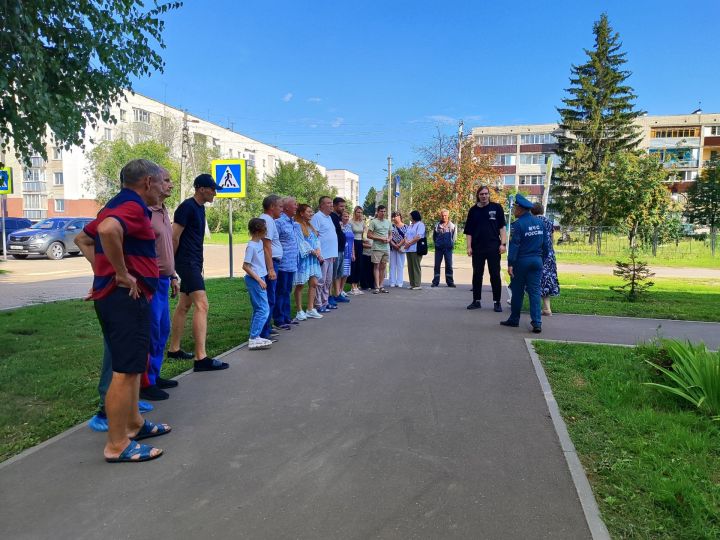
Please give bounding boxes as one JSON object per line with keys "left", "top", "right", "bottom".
{"left": 132, "top": 0, "right": 720, "bottom": 201}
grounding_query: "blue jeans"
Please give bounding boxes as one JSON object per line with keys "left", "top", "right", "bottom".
{"left": 261, "top": 261, "right": 277, "bottom": 338}
{"left": 245, "top": 276, "right": 270, "bottom": 339}
{"left": 508, "top": 256, "right": 543, "bottom": 326}
{"left": 147, "top": 276, "right": 171, "bottom": 386}
{"left": 273, "top": 270, "right": 295, "bottom": 325}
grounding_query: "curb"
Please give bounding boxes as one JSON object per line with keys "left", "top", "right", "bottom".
{"left": 0, "top": 341, "right": 249, "bottom": 470}
{"left": 524, "top": 338, "right": 611, "bottom": 540}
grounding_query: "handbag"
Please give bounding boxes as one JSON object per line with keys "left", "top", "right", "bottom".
{"left": 417, "top": 236, "right": 428, "bottom": 256}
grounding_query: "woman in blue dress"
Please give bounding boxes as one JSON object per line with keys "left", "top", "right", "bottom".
{"left": 531, "top": 203, "right": 559, "bottom": 315}
{"left": 339, "top": 211, "right": 355, "bottom": 296}
{"left": 293, "top": 204, "right": 324, "bottom": 320}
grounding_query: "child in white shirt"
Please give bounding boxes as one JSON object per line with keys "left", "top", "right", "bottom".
{"left": 243, "top": 218, "right": 272, "bottom": 350}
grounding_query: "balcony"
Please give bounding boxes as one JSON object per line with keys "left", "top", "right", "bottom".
{"left": 663, "top": 160, "right": 698, "bottom": 169}
{"left": 23, "top": 182, "right": 48, "bottom": 193}
{"left": 648, "top": 137, "right": 700, "bottom": 149}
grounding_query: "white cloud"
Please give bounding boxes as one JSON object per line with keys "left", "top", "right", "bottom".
{"left": 282, "top": 93, "right": 293, "bottom": 102}
{"left": 427, "top": 115, "right": 457, "bottom": 125}
{"left": 331, "top": 117, "right": 344, "bottom": 128}
{"left": 307, "top": 97, "right": 322, "bottom": 103}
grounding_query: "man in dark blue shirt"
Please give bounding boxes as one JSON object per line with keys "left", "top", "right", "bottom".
{"left": 168, "top": 174, "right": 229, "bottom": 371}
{"left": 500, "top": 194, "right": 550, "bottom": 333}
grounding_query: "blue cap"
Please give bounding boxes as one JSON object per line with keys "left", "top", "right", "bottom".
{"left": 514, "top": 193, "right": 534, "bottom": 209}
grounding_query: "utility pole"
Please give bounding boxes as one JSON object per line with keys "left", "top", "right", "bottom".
{"left": 386, "top": 155, "right": 392, "bottom": 212}
{"left": 457, "top": 119, "right": 464, "bottom": 179}
{"left": 179, "top": 110, "right": 190, "bottom": 202}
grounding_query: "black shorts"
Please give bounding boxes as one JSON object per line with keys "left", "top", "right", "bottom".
{"left": 177, "top": 265, "right": 205, "bottom": 294}
{"left": 94, "top": 288, "right": 151, "bottom": 374}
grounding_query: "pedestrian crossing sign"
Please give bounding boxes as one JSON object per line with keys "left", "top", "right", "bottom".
{"left": 211, "top": 159, "right": 246, "bottom": 198}
{"left": 0, "top": 167, "right": 12, "bottom": 195}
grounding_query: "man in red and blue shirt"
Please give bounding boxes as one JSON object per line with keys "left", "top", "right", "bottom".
{"left": 75, "top": 159, "right": 172, "bottom": 463}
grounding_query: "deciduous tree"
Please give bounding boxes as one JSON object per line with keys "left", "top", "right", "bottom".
{"left": 685, "top": 159, "right": 720, "bottom": 256}
{"left": 264, "top": 160, "right": 336, "bottom": 207}
{"left": 1, "top": 0, "right": 181, "bottom": 164}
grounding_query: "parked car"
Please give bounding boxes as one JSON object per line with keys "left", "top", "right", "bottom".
{"left": 6, "top": 217, "right": 94, "bottom": 260}
{"left": 2, "top": 217, "right": 33, "bottom": 247}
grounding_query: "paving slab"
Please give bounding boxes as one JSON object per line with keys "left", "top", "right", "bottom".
{"left": 0, "top": 285, "right": 592, "bottom": 540}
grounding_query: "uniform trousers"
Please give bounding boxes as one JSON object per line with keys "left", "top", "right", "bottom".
{"left": 472, "top": 248, "right": 502, "bottom": 302}
{"left": 432, "top": 247, "right": 454, "bottom": 286}
{"left": 389, "top": 249, "right": 405, "bottom": 286}
{"left": 508, "top": 256, "right": 543, "bottom": 326}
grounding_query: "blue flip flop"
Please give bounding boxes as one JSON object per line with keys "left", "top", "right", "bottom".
{"left": 138, "top": 401, "right": 154, "bottom": 413}
{"left": 105, "top": 441, "right": 162, "bottom": 463}
{"left": 131, "top": 419, "right": 172, "bottom": 441}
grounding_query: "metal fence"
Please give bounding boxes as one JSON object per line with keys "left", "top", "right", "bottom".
{"left": 554, "top": 226, "right": 715, "bottom": 260}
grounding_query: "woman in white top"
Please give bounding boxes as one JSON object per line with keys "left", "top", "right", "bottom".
{"left": 403, "top": 210, "right": 426, "bottom": 290}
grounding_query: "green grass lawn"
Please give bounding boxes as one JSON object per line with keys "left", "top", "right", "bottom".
{"left": 206, "top": 231, "right": 250, "bottom": 244}
{"left": 534, "top": 341, "right": 720, "bottom": 539}
{"left": 530, "top": 273, "right": 720, "bottom": 322}
{"left": 0, "top": 278, "right": 251, "bottom": 462}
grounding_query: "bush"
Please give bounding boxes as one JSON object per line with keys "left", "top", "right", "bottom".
{"left": 644, "top": 339, "right": 720, "bottom": 421}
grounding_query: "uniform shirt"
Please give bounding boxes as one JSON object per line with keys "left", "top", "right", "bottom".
{"left": 330, "top": 211, "right": 345, "bottom": 252}
{"left": 244, "top": 239, "right": 267, "bottom": 278}
{"left": 368, "top": 218, "right": 391, "bottom": 252}
{"left": 507, "top": 212, "right": 550, "bottom": 266}
{"left": 275, "top": 212, "right": 298, "bottom": 273}
{"left": 174, "top": 197, "right": 206, "bottom": 267}
{"left": 311, "top": 212, "right": 339, "bottom": 259}
{"left": 463, "top": 203, "right": 506, "bottom": 250}
{"left": 261, "top": 213, "right": 283, "bottom": 259}
{"left": 405, "top": 221, "right": 426, "bottom": 253}
{"left": 150, "top": 203, "right": 174, "bottom": 277}
{"left": 433, "top": 221, "right": 457, "bottom": 249}
{"left": 83, "top": 188, "right": 159, "bottom": 300}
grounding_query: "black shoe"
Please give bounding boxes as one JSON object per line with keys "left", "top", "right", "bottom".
{"left": 494, "top": 302, "right": 503, "bottom": 313}
{"left": 167, "top": 349, "right": 194, "bottom": 360}
{"left": 447, "top": 283, "right": 456, "bottom": 288}
{"left": 193, "top": 357, "right": 229, "bottom": 372}
{"left": 531, "top": 325, "right": 542, "bottom": 334}
{"left": 431, "top": 282, "right": 439, "bottom": 287}
{"left": 500, "top": 320, "right": 519, "bottom": 327}
{"left": 157, "top": 377, "right": 179, "bottom": 389}
{"left": 139, "top": 385, "right": 169, "bottom": 401}
{"left": 467, "top": 301, "right": 481, "bottom": 310}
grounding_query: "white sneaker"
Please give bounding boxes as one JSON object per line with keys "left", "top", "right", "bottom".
{"left": 340, "top": 291, "right": 349, "bottom": 298}
{"left": 306, "top": 309, "right": 323, "bottom": 319}
{"left": 296, "top": 310, "right": 307, "bottom": 321}
{"left": 258, "top": 338, "right": 273, "bottom": 346}
{"left": 354, "top": 289, "right": 364, "bottom": 294}
{"left": 411, "top": 286, "right": 422, "bottom": 290}
{"left": 248, "top": 337, "right": 270, "bottom": 350}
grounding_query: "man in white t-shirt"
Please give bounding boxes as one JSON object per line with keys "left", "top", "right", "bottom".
{"left": 310, "top": 195, "right": 338, "bottom": 312}
{"left": 259, "top": 195, "right": 283, "bottom": 340}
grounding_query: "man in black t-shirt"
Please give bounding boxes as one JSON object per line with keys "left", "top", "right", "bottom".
{"left": 463, "top": 185, "right": 507, "bottom": 312}
{"left": 168, "top": 174, "right": 229, "bottom": 372}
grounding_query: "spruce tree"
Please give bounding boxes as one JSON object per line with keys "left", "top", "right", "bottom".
{"left": 553, "top": 13, "right": 644, "bottom": 236}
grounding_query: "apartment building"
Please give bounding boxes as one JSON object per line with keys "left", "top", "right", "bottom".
{"left": 1, "top": 91, "right": 357, "bottom": 219}
{"left": 326, "top": 169, "right": 360, "bottom": 208}
{"left": 471, "top": 112, "right": 720, "bottom": 202}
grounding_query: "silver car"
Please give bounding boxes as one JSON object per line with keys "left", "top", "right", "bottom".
{"left": 7, "top": 217, "right": 94, "bottom": 260}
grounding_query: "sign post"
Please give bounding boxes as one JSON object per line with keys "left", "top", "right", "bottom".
{"left": 0, "top": 167, "right": 13, "bottom": 261}
{"left": 394, "top": 174, "right": 401, "bottom": 211}
{"left": 211, "top": 159, "right": 246, "bottom": 278}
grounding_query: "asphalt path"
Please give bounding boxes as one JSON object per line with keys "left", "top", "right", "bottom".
{"left": 1, "top": 286, "right": 594, "bottom": 540}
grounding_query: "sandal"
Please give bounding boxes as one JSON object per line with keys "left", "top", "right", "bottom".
{"left": 380, "top": 287, "right": 389, "bottom": 293}
{"left": 105, "top": 440, "right": 163, "bottom": 463}
{"left": 131, "top": 419, "right": 172, "bottom": 441}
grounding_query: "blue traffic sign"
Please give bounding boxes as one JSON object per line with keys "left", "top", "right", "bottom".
{"left": 211, "top": 159, "right": 246, "bottom": 199}
{"left": 0, "top": 168, "right": 12, "bottom": 195}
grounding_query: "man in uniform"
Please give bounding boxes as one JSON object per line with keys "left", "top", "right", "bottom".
{"left": 500, "top": 194, "right": 549, "bottom": 333}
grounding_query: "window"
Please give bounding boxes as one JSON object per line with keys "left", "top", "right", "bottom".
{"left": 54, "top": 199, "right": 65, "bottom": 212}
{"left": 493, "top": 154, "right": 516, "bottom": 166}
{"left": 651, "top": 127, "right": 699, "bottom": 138}
{"left": 519, "top": 153, "right": 547, "bottom": 165}
{"left": 520, "top": 133, "right": 557, "bottom": 144}
{"left": 119, "top": 109, "right": 127, "bottom": 122}
{"left": 53, "top": 172, "right": 64, "bottom": 186}
{"left": 53, "top": 147, "right": 62, "bottom": 160}
{"left": 477, "top": 134, "right": 517, "bottom": 146}
{"left": 669, "top": 170, "right": 698, "bottom": 182}
{"left": 30, "top": 156, "right": 44, "bottom": 168}
{"left": 503, "top": 175, "right": 516, "bottom": 185}
{"left": 103, "top": 128, "right": 112, "bottom": 141}
{"left": 711, "top": 126, "right": 720, "bottom": 136}
{"left": 519, "top": 174, "right": 545, "bottom": 185}
{"left": 133, "top": 107, "right": 151, "bottom": 123}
